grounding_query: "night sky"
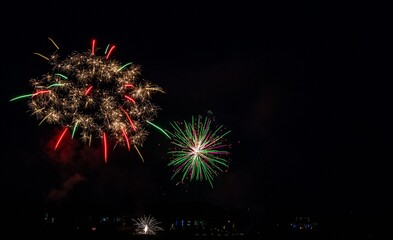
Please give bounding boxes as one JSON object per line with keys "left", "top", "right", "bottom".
{"left": 1, "top": 0, "right": 391, "bottom": 233}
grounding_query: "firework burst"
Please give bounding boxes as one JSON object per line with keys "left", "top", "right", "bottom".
{"left": 166, "top": 115, "right": 231, "bottom": 188}
{"left": 132, "top": 214, "right": 163, "bottom": 235}
{"left": 10, "top": 38, "right": 164, "bottom": 162}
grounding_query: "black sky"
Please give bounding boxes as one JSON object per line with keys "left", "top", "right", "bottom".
{"left": 1, "top": 0, "right": 391, "bottom": 231}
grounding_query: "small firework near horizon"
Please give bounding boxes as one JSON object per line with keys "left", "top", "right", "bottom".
{"left": 166, "top": 115, "right": 232, "bottom": 188}
{"left": 132, "top": 214, "right": 163, "bottom": 235}
{"left": 10, "top": 37, "right": 164, "bottom": 162}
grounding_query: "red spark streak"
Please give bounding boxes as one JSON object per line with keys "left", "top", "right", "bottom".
{"left": 54, "top": 128, "right": 68, "bottom": 150}
{"left": 84, "top": 86, "right": 93, "bottom": 95}
{"left": 33, "top": 90, "right": 51, "bottom": 97}
{"left": 91, "top": 39, "right": 96, "bottom": 55}
{"left": 124, "top": 95, "right": 136, "bottom": 104}
{"left": 103, "top": 132, "right": 107, "bottom": 163}
{"left": 121, "top": 128, "right": 131, "bottom": 151}
{"left": 119, "top": 106, "right": 137, "bottom": 131}
{"left": 105, "top": 45, "right": 116, "bottom": 59}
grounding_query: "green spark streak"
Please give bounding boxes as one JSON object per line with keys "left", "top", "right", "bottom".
{"left": 9, "top": 93, "right": 34, "bottom": 102}
{"left": 117, "top": 62, "right": 133, "bottom": 72}
{"left": 54, "top": 73, "right": 68, "bottom": 79}
{"left": 104, "top": 44, "right": 110, "bottom": 54}
{"left": 71, "top": 122, "right": 79, "bottom": 139}
{"left": 147, "top": 120, "right": 171, "bottom": 139}
{"left": 48, "top": 83, "right": 65, "bottom": 88}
